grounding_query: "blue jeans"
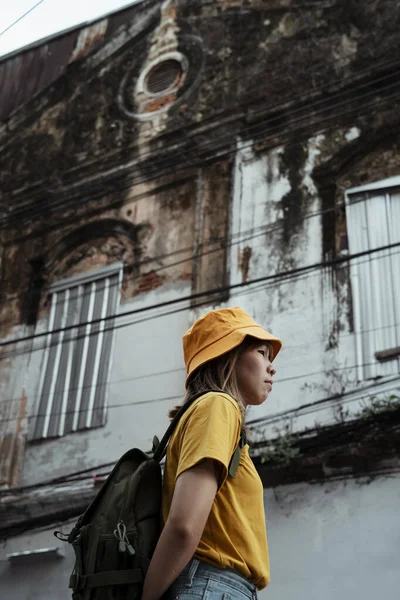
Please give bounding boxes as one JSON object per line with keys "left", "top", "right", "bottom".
{"left": 168, "top": 558, "right": 258, "bottom": 600}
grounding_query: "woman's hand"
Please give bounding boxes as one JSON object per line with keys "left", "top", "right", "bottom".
{"left": 141, "top": 458, "right": 220, "bottom": 600}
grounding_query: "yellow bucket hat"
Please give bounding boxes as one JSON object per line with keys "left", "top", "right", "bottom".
{"left": 183, "top": 306, "right": 282, "bottom": 379}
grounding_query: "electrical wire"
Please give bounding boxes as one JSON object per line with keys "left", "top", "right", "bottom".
{"left": 2, "top": 79, "right": 398, "bottom": 339}
{"left": 2, "top": 216, "right": 400, "bottom": 368}
{"left": 0, "top": 186, "right": 372, "bottom": 308}
{"left": 0, "top": 245, "right": 398, "bottom": 427}
{"left": 0, "top": 197, "right": 341, "bottom": 306}
{"left": 1, "top": 239, "right": 398, "bottom": 353}
{"left": 4, "top": 199, "right": 322, "bottom": 312}
{"left": 0, "top": 392, "right": 181, "bottom": 427}
{"left": 2, "top": 7, "right": 400, "bottom": 227}
{"left": 3, "top": 59, "right": 400, "bottom": 232}
{"left": 2, "top": 283, "right": 398, "bottom": 488}
{"left": 3, "top": 245, "right": 395, "bottom": 404}
{"left": 0, "top": 0, "right": 45, "bottom": 39}
{"left": 4, "top": 85, "right": 400, "bottom": 246}
{"left": 2, "top": 373, "right": 399, "bottom": 496}
{"left": 1, "top": 357, "right": 398, "bottom": 427}
{"left": 1, "top": 76, "right": 398, "bottom": 321}
{"left": 0, "top": 365, "right": 187, "bottom": 407}
{"left": 0, "top": 468, "right": 116, "bottom": 495}
{"left": 2, "top": 307, "right": 400, "bottom": 410}
{"left": 0, "top": 263, "right": 317, "bottom": 363}
{"left": 2, "top": 68, "right": 399, "bottom": 409}
{"left": 247, "top": 375, "right": 400, "bottom": 428}
{"left": 0, "top": 202, "right": 338, "bottom": 319}
{"left": 4, "top": 54, "right": 399, "bottom": 198}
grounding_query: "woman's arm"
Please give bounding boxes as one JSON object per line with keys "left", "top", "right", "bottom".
{"left": 141, "top": 458, "right": 220, "bottom": 600}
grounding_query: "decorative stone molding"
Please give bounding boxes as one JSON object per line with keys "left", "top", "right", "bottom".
{"left": 117, "top": 4, "right": 203, "bottom": 136}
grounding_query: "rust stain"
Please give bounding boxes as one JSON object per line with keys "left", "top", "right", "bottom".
{"left": 144, "top": 93, "right": 177, "bottom": 113}
{"left": 16, "top": 389, "right": 27, "bottom": 435}
{"left": 0, "top": 390, "right": 28, "bottom": 487}
{"left": 237, "top": 246, "right": 252, "bottom": 283}
{"left": 68, "top": 20, "right": 108, "bottom": 63}
{"left": 137, "top": 271, "right": 166, "bottom": 293}
{"left": 166, "top": 5, "right": 177, "bottom": 19}
{"left": 0, "top": 433, "right": 13, "bottom": 487}
{"left": 180, "top": 271, "right": 192, "bottom": 281}
{"left": 9, "top": 434, "right": 25, "bottom": 488}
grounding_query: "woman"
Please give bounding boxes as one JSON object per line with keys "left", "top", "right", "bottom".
{"left": 142, "top": 306, "right": 282, "bottom": 600}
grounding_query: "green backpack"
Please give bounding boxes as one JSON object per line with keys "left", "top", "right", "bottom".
{"left": 56, "top": 391, "right": 245, "bottom": 600}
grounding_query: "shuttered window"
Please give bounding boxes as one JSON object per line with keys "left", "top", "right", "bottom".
{"left": 345, "top": 178, "right": 400, "bottom": 380}
{"left": 31, "top": 263, "right": 123, "bottom": 440}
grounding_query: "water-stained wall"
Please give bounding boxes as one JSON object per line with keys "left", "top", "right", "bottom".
{"left": 1, "top": 3, "right": 400, "bottom": 596}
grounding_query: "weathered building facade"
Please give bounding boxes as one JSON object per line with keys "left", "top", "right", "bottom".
{"left": 0, "top": 1, "right": 399, "bottom": 599}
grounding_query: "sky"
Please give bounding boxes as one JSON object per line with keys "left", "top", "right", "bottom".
{"left": 0, "top": 0, "right": 142, "bottom": 59}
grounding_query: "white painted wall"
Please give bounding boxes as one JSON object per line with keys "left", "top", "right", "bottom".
{"left": 0, "top": 523, "right": 76, "bottom": 600}
{"left": 262, "top": 476, "right": 400, "bottom": 600}
{"left": 21, "top": 282, "right": 191, "bottom": 485}
{"left": 1, "top": 475, "right": 399, "bottom": 600}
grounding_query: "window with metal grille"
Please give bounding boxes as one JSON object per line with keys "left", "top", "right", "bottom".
{"left": 345, "top": 178, "right": 400, "bottom": 380}
{"left": 145, "top": 59, "right": 182, "bottom": 95}
{"left": 31, "top": 263, "right": 123, "bottom": 440}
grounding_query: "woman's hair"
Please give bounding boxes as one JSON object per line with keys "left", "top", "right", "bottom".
{"left": 168, "top": 336, "right": 271, "bottom": 421}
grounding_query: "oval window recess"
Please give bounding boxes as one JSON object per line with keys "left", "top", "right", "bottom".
{"left": 145, "top": 59, "right": 183, "bottom": 96}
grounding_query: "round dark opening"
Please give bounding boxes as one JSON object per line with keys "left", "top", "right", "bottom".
{"left": 145, "top": 59, "right": 182, "bottom": 95}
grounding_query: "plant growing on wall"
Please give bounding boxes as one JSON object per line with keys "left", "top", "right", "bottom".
{"left": 355, "top": 394, "right": 400, "bottom": 420}
{"left": 258, "top": 392, "right": 400, "bottom": 469}
{"left": 260, "top": 422, "right": 301, "bottom": 466}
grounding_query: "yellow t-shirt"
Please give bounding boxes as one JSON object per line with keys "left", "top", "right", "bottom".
{"left": 162, "top": 392, "right": 271, "bottom": 590}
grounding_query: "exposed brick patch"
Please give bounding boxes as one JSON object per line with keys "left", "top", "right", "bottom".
{"left": 137, "top": 271, "right": 165, "bottom": 292}
{"left": 144, "top": 94, "right": 176, "bottom": 113}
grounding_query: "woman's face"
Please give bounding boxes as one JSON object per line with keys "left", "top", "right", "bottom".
{"left": 235, "top": 343, "right": 276, "bottom": 407}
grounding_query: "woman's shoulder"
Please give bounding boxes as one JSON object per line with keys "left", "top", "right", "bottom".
{"left": 186, "top": 391, "right": 241, "bottom": 420}
{"left": 169, "top": 391, "right": 242, "bottom": 455}
{"left": 198, "top": 390, "right": 240, "bottom": 408}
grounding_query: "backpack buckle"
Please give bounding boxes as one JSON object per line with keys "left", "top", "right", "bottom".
{"left": 69, "top": 573, "right": 85, "bottom": 590}
{"left": 239, "top": 428, "right": 248, "bottom": 448}
{"left": 152, "top": 436, "right": 160, "bottom": 454}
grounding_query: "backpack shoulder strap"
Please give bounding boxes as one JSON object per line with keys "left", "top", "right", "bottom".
{"left": 228, "top": 427, "right": 247, "bottom": 478}
{"left": 152, "top": 390, "right": 209, "bottom": 462}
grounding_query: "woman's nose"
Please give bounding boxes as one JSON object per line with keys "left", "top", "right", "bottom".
{"left": 267, "top": 362, "right": 276, "bottom": 376}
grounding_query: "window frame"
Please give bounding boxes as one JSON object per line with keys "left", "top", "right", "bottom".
{"left": 30, "top": 262, "right": 123, "bottom": 440}
{"left": 345, "top": 177, "right": 400, "bottom": 381}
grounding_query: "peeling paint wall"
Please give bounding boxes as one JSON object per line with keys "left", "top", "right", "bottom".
{"left": 1, "top": 0, "right": 400, "bottom": 597}
{"left": 0, "top": 0, "right": 399, "bottom": 498}
{"left": 229, "top": 138, "right": 328, "bottom": 430}
{"left": 0, "top": 157, "right": 231, "bottom": 484}
{"left": 229, "top": 123, "right": 400, "bottom": 437}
